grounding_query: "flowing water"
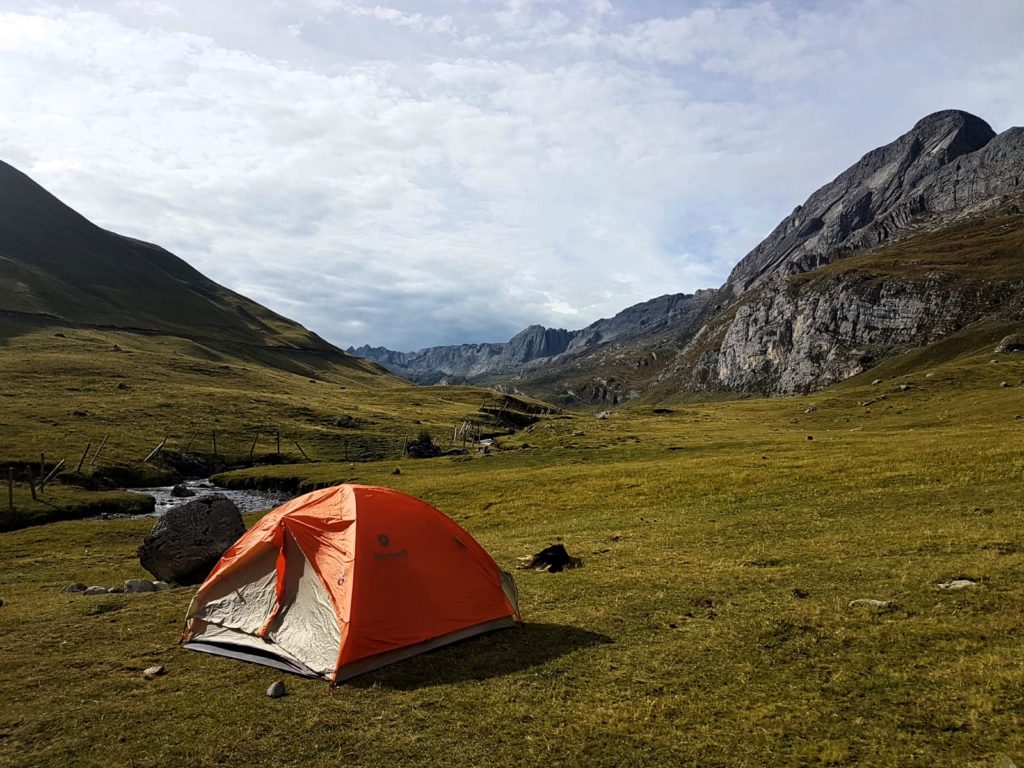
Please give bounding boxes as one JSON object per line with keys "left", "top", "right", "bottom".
{"left": 129, "top": 478, "right": 293, "bottom": 516}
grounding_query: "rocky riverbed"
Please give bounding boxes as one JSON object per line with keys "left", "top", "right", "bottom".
{"left": 128, "top": 478, "right": 292, "bottom": 516}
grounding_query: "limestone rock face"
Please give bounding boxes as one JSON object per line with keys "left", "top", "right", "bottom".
{"left": 137, "top": 495, "right": 245, "bottom": 585}
{"left": 673, "top": 110, "right": 1024, "bottom": 395}
{"left": 690, "top": 274, "right": 1023, "bottom": 394}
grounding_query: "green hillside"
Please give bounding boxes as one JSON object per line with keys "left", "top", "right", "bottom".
{"left": 2, "top": 348, "right": 1024, "bottom": 766}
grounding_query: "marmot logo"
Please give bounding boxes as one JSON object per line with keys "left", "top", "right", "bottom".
{"left": 377, "top": 534, "right": 390, "bottom": 547}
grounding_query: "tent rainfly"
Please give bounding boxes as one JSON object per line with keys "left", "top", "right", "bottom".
{"left": 181, "top": 484, "right": 521, "bottom": 683}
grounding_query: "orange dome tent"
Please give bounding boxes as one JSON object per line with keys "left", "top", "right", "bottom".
{"left": 181, "top": 484, "right": 521, "bottom": 683}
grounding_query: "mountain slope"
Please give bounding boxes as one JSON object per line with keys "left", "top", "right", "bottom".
{"left": 0, "top": 159, "right": 367, "bottom": 365}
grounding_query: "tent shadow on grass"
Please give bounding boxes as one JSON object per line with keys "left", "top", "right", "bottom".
{"left": 348, "top": 623, "right": 612, "bottom": 690}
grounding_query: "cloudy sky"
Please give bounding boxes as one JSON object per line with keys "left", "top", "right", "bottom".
{"left": 2, "top": 1, "right": 1023, "bottom": 350}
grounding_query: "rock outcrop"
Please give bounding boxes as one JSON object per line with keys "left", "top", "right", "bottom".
{"left": 686, "top": 271, "right": 1024, "bottom": 394}
{"left": 678, "top": 111, "right": 1024, "bottom": 395}
{"left": 723, "top": 111, "right": 1011, "bottom": 296}
{"left": 137, "top": 495, "right": 245, "bottom": 585}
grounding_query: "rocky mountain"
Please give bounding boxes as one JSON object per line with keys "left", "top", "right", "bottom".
{"left": 356, "top": 109, "right": 1024, "bottom": 403}
{"left": 672, "top": 110, "right": 1024, "bottom": 395}
{"left": 356, "top": 289, "right": 719, "bottom": 387}
{"left": 0, "top": 159, "right": 388, "bottom": 383}
{"left": 349, "top": 324, "right": 577, "bottom": 384}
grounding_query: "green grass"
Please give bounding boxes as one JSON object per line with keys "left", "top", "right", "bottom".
{"left": 3, "top": 345, "right": 1024, "bottom": 766}
{"left": 0, "top": 485, "right": 153, "bottom": 532}
{"left": 0, "top": 323, "right": 528, "bottom": 468}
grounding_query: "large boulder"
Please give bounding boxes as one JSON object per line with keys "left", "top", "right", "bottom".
{"left": 137, "top": 495, "right": 245, "bottom": 585}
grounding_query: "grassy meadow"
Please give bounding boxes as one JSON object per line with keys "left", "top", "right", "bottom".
{"left": 2, "top": 338, "right": 1024, "bottom": 766}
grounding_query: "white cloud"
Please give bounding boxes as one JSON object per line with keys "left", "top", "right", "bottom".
{"left": 0, "top": 1, "right": 1023, "bottom": 351}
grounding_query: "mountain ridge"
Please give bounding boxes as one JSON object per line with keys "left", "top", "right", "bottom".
{"left": 355, "top": 109, "right": 1024, "bottom": 402}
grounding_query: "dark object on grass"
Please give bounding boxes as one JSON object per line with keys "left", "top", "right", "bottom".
{"left": 267, "top": 681, "right": 287, "bottom": 698}
{"left": 518, "top": 544, "right": 580, "bottom": 573}
{"left": 406, "top": 431, "right": 442, "bottom": 459}
{"left": 137, "top": 495, "right": 244, "bottom": 585}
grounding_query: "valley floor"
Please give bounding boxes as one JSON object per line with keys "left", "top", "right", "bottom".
{"left": 2, "top": 352, "right": 1024, "bottom": 767}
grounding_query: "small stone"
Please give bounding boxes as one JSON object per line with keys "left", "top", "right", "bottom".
{"left": 143, "top": 665, "right": 166, "bottom": 679}
{"left": 803, "top": 406, "right": 816, "bottom": 414}
{"left": 898, "top": 383, "right": 912, "bottom": 391}
{"left": 0, "top": 598, "right": 4, "bottom": 608}
{"left": 152, "top": 581, "right": 171, "bottom": 591}
{"left": 391, "top": 468, "right": 401, "bottom": 475}
{"left": 61, "top": 582, "right": 88, "bottom": 593}
{"left": 871, "top": 378, "right": 882, "bottom": 385}
{"left": 806, "top": 435, "right": 814, "bottom": 441}
{"left": 267, "top": 681, "right": 287, "bottom": 698}
{"left": 83, "top": 586, "right": 108, "bottom": 595}
{"left": 792, "top": 588, "right": 810, "bottom": 599}
{"left": 107, "top": 586, "right": 124, "bottom": 594}
{"left": 170, "top": 484, "right": 195, "bottom": 498}
{"left": 572, "top": 430, "right": 585, "bottom": 436}
{"left": 595, "top": 411, "right": 609, "bottom": 420}
{"left": 937, "top": 578, "right": 978, "bottom": 590}
{"left": 925, "top": 372, "right": 934, "bottom": 378}
{"left": 124, "top": 579, "right": 155, "bottom": 593}
{"left": 1000, "top": 381, "right": 1011, "bottom": 388}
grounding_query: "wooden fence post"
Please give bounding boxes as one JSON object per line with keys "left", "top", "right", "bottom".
{"left": 276, "top": 431, "right": 281, "bottom": 456}
{"left": 293, "top": 441, "right": 309, "bottom": 461}
{"left": 212, "top": 432, "right": 218, "bottom": 457}
{"left": 185, "top": 431, "right": 198, "bottom": 452}
{"left": 43, "top": 459, "right": 65, "bottom": 486}
{"left": 7, "top": 467, "right": 12, "bottom": 512}
{"left": 76, "top": 442, "right": 91, "bottom": 473}
{"left": 90, "top": 435, "right": 108, "bottom": 467}
{"left": 249, "top": 432, "right": 260, "bottom": 459}
{"left": 143, "top": 437, "right": 167, "bottom": 464}
{"left": 26, "top": 471, "right": 36, "bottom": 501}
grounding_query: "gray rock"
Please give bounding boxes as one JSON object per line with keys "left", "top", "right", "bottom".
{"left": 996, "top": 334, "right": 1024, "bottom": 353}
{"left": 726, "top": 111, "right": 1001, "bottom": 295}
{"left": 871, "top": 379, "right": 883, "bottom": 385}
{"left": 266, "top": 681, "right": 287, "bottom": 698}
{"left": 124, "top": 579, "right": 155, "bottom": 593}
{"left": 61, "top": 582, "right": 88, "bottom": 593}
{"left": 152, "top": 581, "right": 171, "bottom": 591}
{"left": 170, "top": 484, "right": 195, "bottom": 498}
{"left": 595, "top": 411, "right": 609, "bottom": 420}
{"left": 936, "top": 578, "right": 979, "bottom": 590}
{"left": 83, "top": 586, "right": 108, "bottom": 595}
{"left": 1001, "top": 381, "right": 1011, "bottom": 388}
{"left": 143, "top": 665, "right": 166, "bottom": 679}
{"left": 107, "top": 586, "right": 124, "bottom": 594}
{"left": 136, "top": 494, "right": 245, "bottom": 585}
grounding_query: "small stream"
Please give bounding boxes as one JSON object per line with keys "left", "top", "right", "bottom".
{"left": 129, "top": 478, "right": 293, "bottom": 517}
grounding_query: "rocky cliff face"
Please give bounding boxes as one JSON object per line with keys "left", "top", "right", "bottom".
{"left": 724, "top": 111, "right": 1011, "bottom": 295}
{"left": 674, "top": 110, "right": 1024, "bottom": 395}
{"left": 690, "top": 270, "right": 1023, "bottom": 394}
